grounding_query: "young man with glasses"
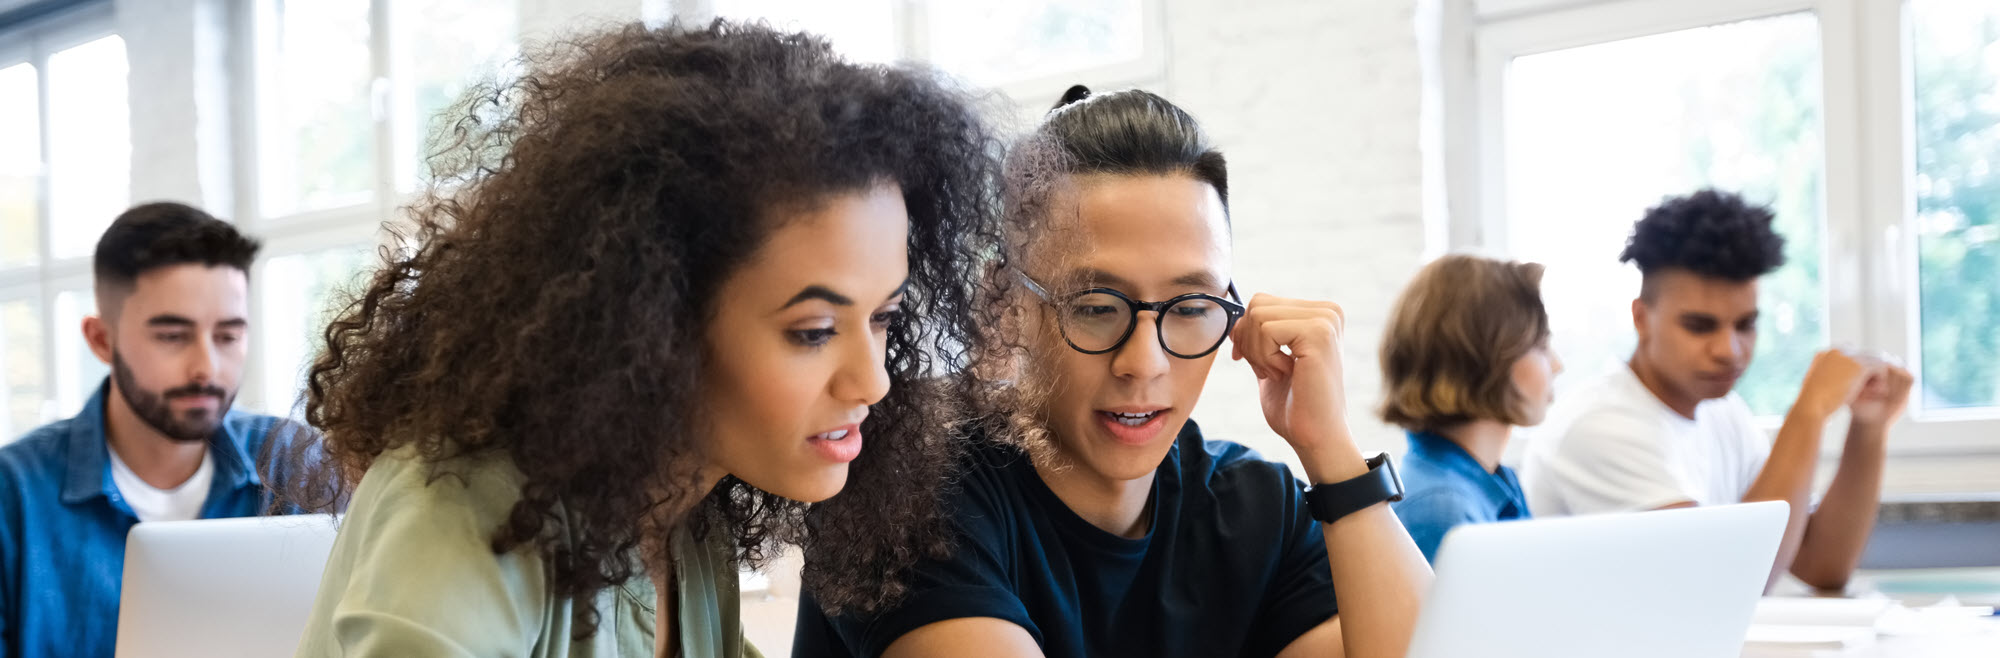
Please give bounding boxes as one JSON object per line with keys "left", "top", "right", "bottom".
{"left": 794, "top": 87, "right": 1430, "bottom": 658}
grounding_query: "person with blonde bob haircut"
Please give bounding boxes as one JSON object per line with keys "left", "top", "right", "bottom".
{"left": 1379, "top": 254, "right": 1562, "bottom": 562}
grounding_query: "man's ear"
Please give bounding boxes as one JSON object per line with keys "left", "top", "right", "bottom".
{"left": 83, "top": 314, "right": 114, "bottom": 366}
{"left": 1630, "top": 297, "right": 1649, "bottom": 344}
{"left": 87, "top": 284, "right": 129, "bottom": 366}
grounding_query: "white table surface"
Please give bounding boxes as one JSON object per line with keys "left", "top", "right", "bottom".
{"left": 1741, "top": 568, "right": 2000, "bottom": 657}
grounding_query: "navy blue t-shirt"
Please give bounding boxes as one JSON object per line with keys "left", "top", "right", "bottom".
{"left": 793, "top": 420, "right": 1338, "bottom": 657}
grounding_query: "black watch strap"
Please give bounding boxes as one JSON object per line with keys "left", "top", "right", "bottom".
{"left": 1300, "top": 453, "right": 1405, "bottom": 524}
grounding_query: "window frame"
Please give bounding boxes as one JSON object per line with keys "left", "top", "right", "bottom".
{"left": 1448, "top": 0, "right": 2000, "bottom": 459}
{"left": 0, "top": 3, "right": 121, "bottom": 438}
{"left": 234, "top": 0, "right": 523, "bottom": 414}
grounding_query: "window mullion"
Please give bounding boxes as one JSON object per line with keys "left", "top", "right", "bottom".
{"left": 370, "top": 0, "right": 395, "bottom": 224}
{"left": 1855, "top": 0, "right": 1916, "bottom": 368}
{"left": 32, "top": 33, "right": 58, "bottom": 423}
{"left": 1816, "top": 0, "right": 1870, "bottom": 353}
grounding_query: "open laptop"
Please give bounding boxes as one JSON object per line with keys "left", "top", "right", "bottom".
{"left": 115, "top": 514, "right": 340, "bottom": 658}
{"left": 1407, "top": 501, "right": 1788, "bottom": 658}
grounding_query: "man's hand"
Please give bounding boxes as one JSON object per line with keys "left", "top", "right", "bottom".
{"left": 1848, "top": 361, "right": 1914, "bottom": 430}
{"left": 1793, "top": 350, "right": 1880, "bottom": 422}
{"left": 1230, "top": 293, "right": 1364, "bottom": 482}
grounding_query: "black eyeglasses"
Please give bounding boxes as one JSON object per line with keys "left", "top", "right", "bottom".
{"left": 1016, "top": 270, "right": 1246, "bottom": 359}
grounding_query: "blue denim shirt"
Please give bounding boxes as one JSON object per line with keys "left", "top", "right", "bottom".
{"left": 1391, "top": 430, "right": 1531, "bottom": 564}
{"left": 0, "top": 380, "right": 298, "bottom": 658}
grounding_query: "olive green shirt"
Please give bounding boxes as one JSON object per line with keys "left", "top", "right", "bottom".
{"left": 294, "top": 449, "right": 760, "bottom": 657}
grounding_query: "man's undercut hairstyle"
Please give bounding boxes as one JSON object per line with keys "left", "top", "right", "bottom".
{"left": 1619, "top": 188, "right": 1786, "bottom": 302}
{"left": 1039, "top": 84, "right": 1230, "bottom": 216}
{"left": 93, "top": 201, "right": 262, "bottom": 312}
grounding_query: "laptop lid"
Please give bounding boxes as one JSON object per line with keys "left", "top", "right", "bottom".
{"left": 1406, "top": 501, "right": 1788, "bottom": 658}
{"left": 115, "top": 514, "right": 339, "bottom": 658}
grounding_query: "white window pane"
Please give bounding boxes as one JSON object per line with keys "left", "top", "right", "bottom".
{"left": 52, "top": 288, "right": 107, "bottom": 413}
{"left": 1, "top": 297, "right": 46, "bottom": 441}
{"left": 1912, "top": 0, "right": 2000, "bottom": 411}
{"left": 259, "top": 0, "right": 374, "bottom": 217}
{"left": 259, "top": 247, "right": 370, "bottom": 416}
{"left": 927, "top": 0, "right": 1145, "bottom": 87}
{"left": 1504, "top": 13, "right": 1826, "bottom": 417}
{"left": 0, "top": 64, "right": 39, "bottom": 269}
{"left": 713, "top": 0, "right": 898, "bottom": 64}
{"left": 392, "top": 0, "right": 517, "bottom": 191}
{"left": 46, "top": 36, "right": 129, "bottom": 259}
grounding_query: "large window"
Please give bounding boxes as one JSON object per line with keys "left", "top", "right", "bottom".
{"left": 0, "top": 12, "right": 129, "bottom": 443}
{"left": 255, "top": 0, "right": 517, "bottom": 217}
{"left": 0, "top": 63, "right": 40, "bottom": 269}
{"left": 1502, "top": 13, "right": 1826, "bottom": 416}
{"left": 256, "top": 247, "right": 370, "bottom": 416}
{"left": 388, "top": 0, "right": 517, "bottom": 189}
{"left": 1911, "top": 0, "right": 1999, "bottom": 413}
{"left": 45, "top": 34, "right": 129, "bottom": 259}
{"left": 244, "top": 0, "right": 518, "bottom": 416}
{"left": 0, "top": 298, "right": 43, "bottom": 440}
{"left": 255, "top": 0, "right": 373, "bottom": 218}
{"left": 1465, "top": 0, "right": 1999, "bottom": 452}
{"left": 51, "top": 287, "right": 106, "bottom": 415}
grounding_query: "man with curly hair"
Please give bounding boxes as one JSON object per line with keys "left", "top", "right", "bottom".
{"left": 1522, "top": 189, "right": 1913, "bottom": 591}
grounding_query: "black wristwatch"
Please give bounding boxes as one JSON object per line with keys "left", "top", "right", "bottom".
{"left": 1300, "top": 453, "right": 1404, "bottom": 524}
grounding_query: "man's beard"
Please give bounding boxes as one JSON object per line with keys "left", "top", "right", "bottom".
{"left": 112, "top": 352, "right": 234, "bottom": 443}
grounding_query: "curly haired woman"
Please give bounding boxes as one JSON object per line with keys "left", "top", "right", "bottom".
{"left": 288, "top": 20, "right": 1005, "bottom": 657}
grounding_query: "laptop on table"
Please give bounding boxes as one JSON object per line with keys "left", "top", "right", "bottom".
{"left": 115, "top": 514, "right": 340, "bottom": 658}
{"left": 1406, "top": 501, "right": 1788, "bottom": 658}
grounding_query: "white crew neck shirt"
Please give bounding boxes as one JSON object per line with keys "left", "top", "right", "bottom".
{"left": 1522, "top": 365, "right": 1771, "bottom": 516}
{"left": 109, "top": 446, "right": 215, "bottom": 522}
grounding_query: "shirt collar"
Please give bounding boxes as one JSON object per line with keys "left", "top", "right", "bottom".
{"left": 1405, "top": 430, "right": 1527, "bottom": 518}
{"left": 61, "top": 378, "right": 263, "bottom": 506}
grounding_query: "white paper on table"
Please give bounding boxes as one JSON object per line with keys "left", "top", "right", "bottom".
{"left": 1876, "top": 604, "right": 2000, "bottom": 638}
{"left": 1752, "top": 597, "right": 1897, "bottom": 628}
{"left": 1742, "top": 624, "right": 1879, "bottom": 649}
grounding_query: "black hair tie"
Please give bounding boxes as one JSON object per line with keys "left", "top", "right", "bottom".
{"left": 1054, "top": 84, "right": 1092, "bottom": 110}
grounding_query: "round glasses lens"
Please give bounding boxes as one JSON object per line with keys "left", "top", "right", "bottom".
{"left": 1060, "top": 291, "right": 1132, "bottom": 352}
{"left": 1161, "top": 296, "right": 1231, "bottom": 356}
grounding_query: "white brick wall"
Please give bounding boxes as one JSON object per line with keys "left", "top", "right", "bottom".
{"left": 1155, "top": 0, "right": 1430, "bottom": 466}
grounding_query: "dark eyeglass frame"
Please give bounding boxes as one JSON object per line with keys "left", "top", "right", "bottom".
{"left": 1016, "top": 269, "right": 1246, "bottom": 359}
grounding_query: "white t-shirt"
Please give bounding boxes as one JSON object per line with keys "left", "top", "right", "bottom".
{"left": 109, "top": 447, "right": 215, "bottom": 523}
{"left": 1521, "top": 365, "right": 1771, "bottom": 516}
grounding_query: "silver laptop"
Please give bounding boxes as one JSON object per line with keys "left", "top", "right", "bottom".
{"left": 1407, "top": 501, "right": 1788, "bottom": 658}
{"left": 115, "top": 514, "right": 340, "bottom": 658}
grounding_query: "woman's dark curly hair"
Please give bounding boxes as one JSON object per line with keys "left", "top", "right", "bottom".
{"left": 282, "top": 19, "right": 1005, "bottom": 633}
